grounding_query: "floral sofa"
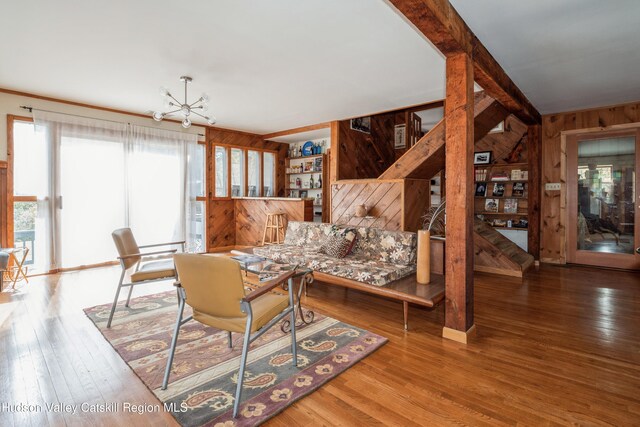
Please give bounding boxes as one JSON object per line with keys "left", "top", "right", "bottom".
{"left": 253, "top": 221, "right": 417, "bottom": 287}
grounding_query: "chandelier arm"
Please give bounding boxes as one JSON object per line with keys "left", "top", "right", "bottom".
{"left": 167, "top": 93, "right": 182, "bottom": 106}
{"left": 163, "top": 108, "right": 183, "bottom": 116}
{"left": 191, "top": 111, "right": 208, "bottom": 119}
{"left": 189, "top": 99, "right": 204, "bottom": 108}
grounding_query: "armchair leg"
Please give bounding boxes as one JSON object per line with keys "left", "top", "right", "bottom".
{"left": 125, "top": 285, "right": 134, "bottom": 307}
{"left": 162, "top": 293, "right": 186, "bottom": 390}
{"left": 233, "top": 321, "right": 253, "bottom": 418}
{"left": 227, "top": 331, "right": 233, "bottom": 348}
{"left": 107, "top": 271, "right": 126, "bottom": 328}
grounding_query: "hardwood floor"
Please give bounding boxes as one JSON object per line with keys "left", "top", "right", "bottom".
{"left": 0, "top": 263, "right": 638, "bottom": 426}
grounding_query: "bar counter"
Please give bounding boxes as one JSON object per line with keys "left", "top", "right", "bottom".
{"left": 233, "top": 197, "right": 314, "bottom": 246}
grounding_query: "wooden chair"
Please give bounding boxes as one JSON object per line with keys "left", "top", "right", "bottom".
{"left": 108, "top": 228, "right": 184, "bottom": 328}
{"left": 262, "top": 212, "right": 286, "bottom": 245}
{"left": 162, "top": 254, "right": 298, "bottom": 417}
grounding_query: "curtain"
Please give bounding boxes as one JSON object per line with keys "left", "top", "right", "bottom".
{"left": 128, "top": 125, "right": 199, "bottom": 250}
{"left": 33, "top": 111, "right": 128, "bottom": 271}
{"left": 33, "top": 111, "right": 199, "bottom": 270}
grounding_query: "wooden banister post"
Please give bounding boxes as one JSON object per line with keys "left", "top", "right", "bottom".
{"left": 443, "top": 52, "right": 476, "bottom": 343}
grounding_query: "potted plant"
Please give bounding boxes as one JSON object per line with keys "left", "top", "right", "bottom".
{"left": 417, "top": 199, "right": 446, "bottom": 284}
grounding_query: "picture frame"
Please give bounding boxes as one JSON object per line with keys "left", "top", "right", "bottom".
{"left": 473, "top": 151, "right": 492, "bottom": 165}
{"left": 350, "top": 116, "right": 371, "bottom": 133}
{"left": 394, "top": 124, "right": 406, "bottom": 149}
{"left": 492, "top": 183, "right": 505, "bottom": 197}
{"left": 299, "top": 190, "right": 308, "bottom": 199}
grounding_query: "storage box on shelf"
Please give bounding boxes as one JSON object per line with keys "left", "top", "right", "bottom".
{"left": 286, "top": 153, "right": 328, "bottom": 223}
{"left": 474, "top": 162, "right": 529, "bottom": 251}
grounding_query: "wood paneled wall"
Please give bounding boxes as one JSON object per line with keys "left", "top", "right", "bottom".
{"left": 0, "top": 162, "right": 7, "bottom": 248}
{"left": 330, "top": 179, "right": 430, "bottom": 232}
{"left": 206, "top": 127, "right": 288, "bottom": 251}
{"left": 541, "top": 101, "right": 640, "bottom": 263}
{"left": 235, "top": 198, "right": 313, "bottom": 247}
{"left": 337, "top": 111, "right": 422, "bottom": 180}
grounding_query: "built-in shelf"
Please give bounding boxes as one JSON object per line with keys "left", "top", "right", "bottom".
{"left": 478, "top": 212, "right": 528, "bottom": 216}
{"left": 491, "top": 226, "right": 528, "bottom": 231}
{"left": 476, "top": 196, "right": 527, "bottom": 199}
{"left": 285, "top": 170, "right": 323, "bottom": 175}
{"left": 286, "top": 154, "right": 324, "bottom": 161}
{"left": 286, "top": 187, "right": 322, "bottom": 191}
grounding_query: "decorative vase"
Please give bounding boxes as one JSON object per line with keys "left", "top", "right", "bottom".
{"left": 355, "top": 205, "right": 368, "bottom": 218}
{"left": 417, "top": 229, "right": 431, "bottom": 284}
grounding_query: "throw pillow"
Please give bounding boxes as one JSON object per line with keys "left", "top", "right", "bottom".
{"left": 318, "top": 235, "right": 352, "bottom": 258}
{"left": 329, "top": 226, "right": 358, "bottom": 255}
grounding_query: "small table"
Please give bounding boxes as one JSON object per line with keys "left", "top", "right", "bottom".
{"left": 239, "top": 259, "right": 315, "bottom": 333}
{"left": 0, "top": 247, "right": 29, "bottom": 290}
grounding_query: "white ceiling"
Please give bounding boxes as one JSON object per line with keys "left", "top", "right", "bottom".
{"left": 450, "top": 0, "right": 640, "bottom": 114}
{"left": 1, "top": 0, "right": 446, "bottom": 134}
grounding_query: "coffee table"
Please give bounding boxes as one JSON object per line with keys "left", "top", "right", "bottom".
{"left": 239, "top": 259, "right": 315, "bottom": 333}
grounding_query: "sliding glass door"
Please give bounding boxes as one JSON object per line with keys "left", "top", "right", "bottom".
{"left": 567, "top": 128, "right": 640, "bottom": 270}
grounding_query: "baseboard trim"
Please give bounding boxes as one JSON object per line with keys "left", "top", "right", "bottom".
{"left": 442, "top": 324, "right": 477, "bottom": 344}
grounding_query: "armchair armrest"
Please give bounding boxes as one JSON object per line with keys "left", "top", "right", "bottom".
{"left": 138, "top": 240, "right": 186, "bottom": 249}
{"left": 118, "top": 249, "right": 177, "bottom": 260}
{"left": 242, "top": 270, "right": 296, "bottom": 303}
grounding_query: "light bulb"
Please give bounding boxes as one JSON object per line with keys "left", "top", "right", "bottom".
{"left": 182, "top": 118, "right": 191, "bottom": 128}
{"left": 200, "top": 103, "right": 209, "bottom": 112}
{"left": 201, "top": 93, "right": 210, "bottom": 103}
{"left": 163, "top": 98, "right": 173, "bottom": 109}
{"left": 207, "top": 116, "right": 216, "bottom": 125}
{"left": 159, "top": 86, "right": 169, "bottom": 97}
{"left": 152, "top": 111, "right": 164, "bottom": 122}
{"left": 181, "top": 105, "right": 191, "bottom": 116}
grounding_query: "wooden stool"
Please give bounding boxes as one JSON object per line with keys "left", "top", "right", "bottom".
{"left": 262, "top": 212, "right": 286, "bottom": 245}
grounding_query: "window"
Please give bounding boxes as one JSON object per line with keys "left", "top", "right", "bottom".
{"left": 247, "top": 150, "right": 260, "bottom": 197}
{"left": 231, "top": 148, "right": 245, "bottom": 197}
{"left": 263, "top": 152, "right": 275, "bottom": 197}
{"left": 215, "top": 146, "right": 228, "bottom": 197}
{"left": 213, "top": 145, "right": 277, "bottom": 199}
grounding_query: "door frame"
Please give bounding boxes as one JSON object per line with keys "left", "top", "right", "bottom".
{"left": 566, "top": 126, "right": 640, "bottom": 270}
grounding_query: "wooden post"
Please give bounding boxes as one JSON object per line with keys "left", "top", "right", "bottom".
{"left": 527, "top": 124, "right": 541, "bottom": 260}
{"left": 443, "top": 52, "right": 476, "bottom": 343}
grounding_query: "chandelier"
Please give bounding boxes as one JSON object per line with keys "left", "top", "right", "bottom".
{"left": 152, "top": 76, "right": 216, "bottom": 128}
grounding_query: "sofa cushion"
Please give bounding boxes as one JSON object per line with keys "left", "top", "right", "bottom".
{"left": 254, "top": 244, "right": 415, "bottom": 287}
{"left": 283, "top": 221, "right": 334, "bottom": 249}
{"left": 352, "top": 226, "right": 417, "bottom": 266}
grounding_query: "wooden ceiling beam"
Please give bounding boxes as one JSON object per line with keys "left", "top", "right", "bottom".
{"left": 387, "top": 0, "right": 541, "bottom": 125}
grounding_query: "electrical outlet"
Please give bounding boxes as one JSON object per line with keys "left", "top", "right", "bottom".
{"left": 545, "top": 183, "right": 561, "bottom": 191}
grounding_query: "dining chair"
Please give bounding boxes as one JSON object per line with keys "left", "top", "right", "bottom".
{"left": 162, "top": 254, "right": 298, "bottom": 418}
{"left": 108, "top": 228, "right": 184, "bottom": 328}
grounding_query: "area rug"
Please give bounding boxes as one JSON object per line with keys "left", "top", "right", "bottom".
{"left": 84, "top": 291, "right": 387, "bottom": 426}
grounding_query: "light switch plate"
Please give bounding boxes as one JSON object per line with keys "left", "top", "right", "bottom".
{"left": 545, "top": 183, "right": 561, "bottom": 191}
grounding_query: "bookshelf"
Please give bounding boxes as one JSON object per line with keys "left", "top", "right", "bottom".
{"left": 285, "top": 153, "right": 328, "bottom": 222}
{"left": 474, "top": 162, "right": 529, "bottom": 234}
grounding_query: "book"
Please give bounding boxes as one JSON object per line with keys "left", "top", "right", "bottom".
{"left": 485, "top": 199, "right": 499, "bottom": 213}
{"left": 475, "top": 182, "right": 487, "bottom": 197}
{"left": 512, "top": 182, "right": 525, "bottom": 197}
{"left": 511, "top": 169, "right": 521, "bottom": 180}
{"left": 492, "top": 183, "right": 505, "bottom": 197}
{"left": 490, "top": 172, "right": 510, "bottom": 181}
{"left": 503, "top": 198, "right": 518, "bottom": 214}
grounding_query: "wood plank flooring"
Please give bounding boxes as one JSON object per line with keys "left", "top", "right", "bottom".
{"left": 0, "top": 263, "right": 638, "bottom": 426}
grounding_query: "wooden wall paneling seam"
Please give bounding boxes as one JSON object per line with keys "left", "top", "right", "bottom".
{"left": 443, "top": 52, "right": 475, "bottom": 335}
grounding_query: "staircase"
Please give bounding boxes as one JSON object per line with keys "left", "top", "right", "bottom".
{"left": 474, "top": 219, "right": 534, "bottom": 277}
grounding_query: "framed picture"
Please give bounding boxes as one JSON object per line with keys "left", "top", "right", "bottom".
{"left": 394, "top": 124, "right": 406, "bottom": 149}
{"left": 503, "top": 198, "right": 518, "bottom": 214}
{"left": 489, "top": 121, "right": 504, "bottom": 134}
{"left": 304, "top": 161, "right": 313, "bottom": 172}
{"left": 475, "top": 182, "right": 487, "bottom": 197}
{"left": 473, "top": 151, "right": 492, "bottom": 165}
{"left": 350, "top": 117, "right": 371, "bottom": 133}
{"left": 299, "top": 190, "right": 308, "bottom": 199}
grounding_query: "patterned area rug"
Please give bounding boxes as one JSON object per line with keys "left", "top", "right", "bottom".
{"left": 84, "top": 291, "right": 387, "bottom": 426}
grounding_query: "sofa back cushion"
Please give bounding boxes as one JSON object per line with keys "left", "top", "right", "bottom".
{"left": 284, "top": 221, "right": 334, "bottom": 249}
{"left": 284, "top": 221, "right": 416, "bottom": 265}
{"left": 352, "top": 226, "right": 417, "bottom": 266}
